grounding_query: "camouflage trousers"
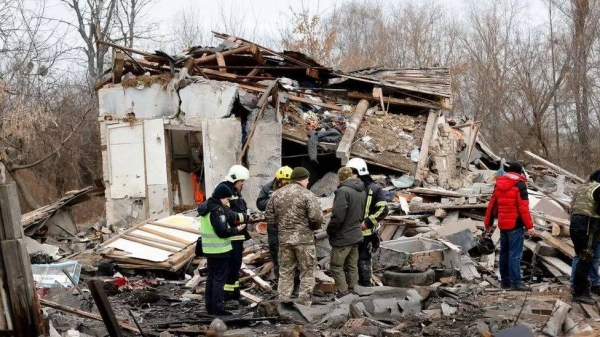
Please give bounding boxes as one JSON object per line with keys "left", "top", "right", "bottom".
{"left": 278, "top": 244, "right": 316, "bottom": 305}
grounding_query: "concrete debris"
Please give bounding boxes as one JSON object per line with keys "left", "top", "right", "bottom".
{"left": 12, "top": 29, "right": 593, "bottom": 337}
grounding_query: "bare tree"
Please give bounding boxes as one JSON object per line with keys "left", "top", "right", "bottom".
{"left": 0, "top": 0, "right": 95, "bottom": 209}
{"left": 170, "top": 5, "right": 209, "bottom": 53}
{"left": 57, "top": 0, "right": 159, "bottom": 83}
{"left": 280, "top": 1, "right": 338, "bottom": 66}
{"left": 568, "top": 0, "right": 600, "bottom": 170}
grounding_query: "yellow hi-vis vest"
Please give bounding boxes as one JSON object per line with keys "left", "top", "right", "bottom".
{"left": 200, "top": 214, "right": 233, "bottom": 254}
{"left": 362, "top": 188, "right": 388, "bottom": 236}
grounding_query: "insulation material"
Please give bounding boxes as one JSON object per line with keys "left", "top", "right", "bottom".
{"left": 107, "top": 238, "right": 173, "bottom": 262}
{"left": 129, "top": 230, "right": 182, "bottom": 251}
{"left": 144, "top": 224, "right": 198, "bottom": 244}
{"left": 105, "top": 215, "right": 200, "bottom": 262}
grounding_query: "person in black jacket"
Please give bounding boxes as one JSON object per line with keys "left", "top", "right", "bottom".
{"left": 327, "top": 167, "right": 366, "bottom": 295}
{"left": 198, "top": 184, "right": 246, "bottom": 316}
{"left": 346, "top": 158, "right": 389, "bottom": 286}
{"left": 256, "top": 166, "right": 292, "bottom": 278}
{"left": 217, "top": 165, "right": 251, "bottom": 306}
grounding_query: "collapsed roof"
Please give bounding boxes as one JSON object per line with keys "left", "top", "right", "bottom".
{"left": 96, "top": 31, "right": 453, "bottom": 174}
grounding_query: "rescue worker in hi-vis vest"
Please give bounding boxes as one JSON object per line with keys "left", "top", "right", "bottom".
{"left": 215, "top": 165, "right": 252, "bottom": 308}
{"left": 345, "top": 158, "right": 389, "bottom": 286}
{"left": 197, "top": 184, "right": 246, "bottom": 316}
{"left": 570, "top": 169, "right": 600, "bottom": 304}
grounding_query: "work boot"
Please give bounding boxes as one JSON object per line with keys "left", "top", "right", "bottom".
{"left": 335, "top": 290, "right": 349, "bottom": 299}
{"left": 573, "top": 295, "right": 596, "bottom": 304}
{"left": 224, "top": 300, "right": 240, "bottom": 310}
{"left": 500, "top": 283, "right": 510, "bottom": 290}
{"left": 511, "top": 284, "right": 531, "bottom": 292}
{"left": 238, "top": 298, "right": 252, "bottom": 306}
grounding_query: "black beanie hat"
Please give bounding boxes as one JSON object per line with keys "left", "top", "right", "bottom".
{"left": 506, "top": 162, "right": 524, "bottom": 174}
{"left": 590, "top": 169, "right": 600, "bottom": 183}
{"left": 291, "top": 167, "right": 310, "bottom": 181}
{"left": 212, "top": 184, "right": 233, "bottom": 199}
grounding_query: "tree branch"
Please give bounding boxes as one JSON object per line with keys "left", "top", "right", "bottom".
{"left": 11, "top": 109, "right": 91, "bottom": 171}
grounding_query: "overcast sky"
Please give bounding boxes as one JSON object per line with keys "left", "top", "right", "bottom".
{"left": 40, "top": 0, "right": 549, "bottom": 75}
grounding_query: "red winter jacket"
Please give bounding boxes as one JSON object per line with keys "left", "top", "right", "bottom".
{"left": 484, "top": 172, "right": 534, "bottom": 231}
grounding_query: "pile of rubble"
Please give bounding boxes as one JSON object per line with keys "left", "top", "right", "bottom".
{"left": 19, "top": 32, "right": 599, "bottom": 336}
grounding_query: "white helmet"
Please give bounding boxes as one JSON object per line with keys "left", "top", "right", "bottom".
{"left": 346, "top": 158, "right": 369, "bottom": 176}
{"left": 225, "top": 165, "right": 250, "bottom": 183}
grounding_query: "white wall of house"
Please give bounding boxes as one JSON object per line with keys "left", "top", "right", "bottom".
{"left": 99, "top": 77, "right": 280, "bottom": 227}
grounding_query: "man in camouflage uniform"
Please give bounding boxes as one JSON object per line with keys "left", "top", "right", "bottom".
{"left": 265, "top": 167, "right": 323, "bottom": 305}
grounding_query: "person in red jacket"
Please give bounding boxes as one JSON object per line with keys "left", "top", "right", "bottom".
{"left": 484, "top": 162, "right": 536, "bottom": 291}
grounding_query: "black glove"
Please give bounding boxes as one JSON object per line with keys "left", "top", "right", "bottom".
{"left": 370, "top": 235, "right": 381, "bottom": 253}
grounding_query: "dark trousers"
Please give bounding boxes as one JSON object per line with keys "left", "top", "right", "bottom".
{"left": 225, "top": 240, "right": 243, "bottom": 301}
{"left": 499, "top": 227, "right": 525, "bottom": 287}
{"left": 206, "top": 257, "right": 228, "bottom": 315}
{"left": 358, "top": 236, "right": 372, "bottom": 286}
{"left": 267, "top": 225, "right": 280, "bottom": 278}
{"left": 571, "top": 214, "right": 600, "bottom": 297}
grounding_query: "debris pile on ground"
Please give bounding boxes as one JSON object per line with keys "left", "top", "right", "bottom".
{"left": 16, "top": 31, "right": 599, "bottom": 336}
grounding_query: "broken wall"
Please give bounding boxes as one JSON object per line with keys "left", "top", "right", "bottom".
{"left": 179, "top": 80, "right": 239, "bottom": 125}
{"left": 99, "top": 83, "right": 179, "bottom": 118}
{"left": 202, "top": 119, "right": 242, "bottom": 198}
{"left": 101, "top": 120, "right": 169, "bottom": 227}
{"left": 242, "top": 105, "right": 282, "bottom": 211}
{"left": 98, "top": 77, "right": 281, "bottom": 226}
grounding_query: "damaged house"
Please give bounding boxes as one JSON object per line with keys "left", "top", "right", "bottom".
{"left": 96, "top": 32, "right": 455, "bottom": 227}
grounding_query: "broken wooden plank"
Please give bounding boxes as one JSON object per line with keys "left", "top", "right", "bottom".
{"left": 194, "top": 45, "right": 252, "bottom": 64}
{"left": 379, "top": 224, "right": 398, "bottom": 242}
{"left": 1, "top": 240, "right": 45, "bottom": 336}
{"left": 541, "top": 300, "right": 571, "bottom": 337}
{"left": 87, "top": 280, "right": 125, "bottom": 337}
{"left": 372, "top": 87, "right": 386, "bottom": 114}
{"left": 112, "top": 50, "right": 125, "bottom": 84}
{"left": 336, "top": 99, "right": 369, "bottom": 165}
{"left": 414, "top": 110, "right": 439, "bottom": 186}
{"left": 240, "top": 290, "right": 262, "bottom": 304}
{"left": 286, "top": 93, "right": 343, "bottom": 111}
{"left": 148, "top": 221, "right": 201, "bottom": 235}
{"left": 215, "top": 52, "right": 227, "bottom": 72}
{"left": 124, "top": 232, "right": 186, "bottom": 249}
{"left": 347, "top": 91, "right": 443, "bottom": 110}
{"left": 240, "top": 264, "right": 273, "bottom": 292}
{"left": 580, "top": 303, "right": 599, "bottom": 319}
{"left": 0, "top": 182, "right": 44, "bottom": 336}
{"left": 484, "top": 310, "right": 549, "bottom": 324}
{"left": 136, "top": 226, "right": 191, "bottom": 246}
{"left": 525, "top": 151, "right": 584, "bottom": 183}
{"left": 40, "top": 299, "right": 139, "bottom": 333}
{"left": 538, "top": 231, "right": 575, "bottom": 258}
{"left": 122, "top": 235, "right": 180, "bottom": 253}
{"left": 539, "top": 256, "right": 571, "bottom": 275}
{"left": 237, "top": 80, "right": 278, "bottom": 164}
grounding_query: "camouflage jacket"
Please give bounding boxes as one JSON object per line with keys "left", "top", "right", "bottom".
{"left": 265, "top": 182, "right": 323, "bottom": 245}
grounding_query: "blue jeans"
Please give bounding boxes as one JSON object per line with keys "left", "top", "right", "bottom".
{"left": 500, "top": 227, "right": 525, "bottom": 287}
{"left": 570, "top": 242, "right": 600, "bottom": 287}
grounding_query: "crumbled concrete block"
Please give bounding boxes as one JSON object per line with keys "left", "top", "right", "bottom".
{"left": 224, "top": 328, "right": 255, "bottom": 337}
{"left": 99, "top": 83, "right": 179, "bottom": 118}
{"left": 179, "top": 80, "right": 238, "bottom": 123}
